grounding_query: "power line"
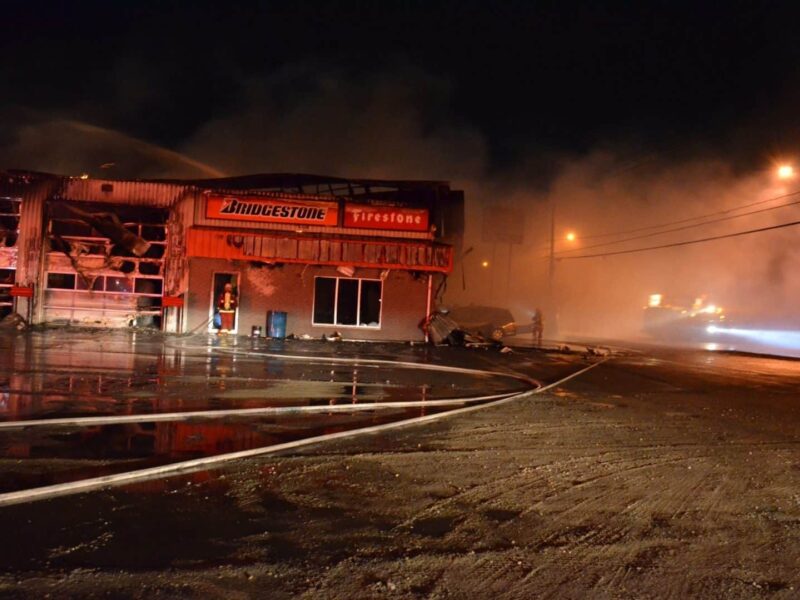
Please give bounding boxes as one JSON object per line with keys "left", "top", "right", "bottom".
{"left": 555, "top": 193, "right": 800, "bottom": 254}
{"left": 559, "top": 218, "right": 800, "bottom": 260}
{"left": 533, "top": 187, "right": 800, "bottom": 253}
{"left": 572, "top": 188, "right": 800, "bottom": 241}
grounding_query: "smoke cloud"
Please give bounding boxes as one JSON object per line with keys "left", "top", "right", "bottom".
{"left": 3, "top": 64, "right": 799, "bottom": 341}
{"left": 181, "top": 65, "right": 487, "bottom": 181}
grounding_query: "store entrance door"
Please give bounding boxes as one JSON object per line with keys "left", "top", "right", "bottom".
{"left": 210, "top": 272, "right": 239, "bottom": 334}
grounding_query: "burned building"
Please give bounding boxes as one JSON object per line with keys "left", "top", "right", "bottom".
{"left": 0, "top": 171, "right": 463, "bottom": 341}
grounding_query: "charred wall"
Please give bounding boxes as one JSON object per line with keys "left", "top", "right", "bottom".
{"left": 186, "top": 258, "right": 429, "bottom": 341}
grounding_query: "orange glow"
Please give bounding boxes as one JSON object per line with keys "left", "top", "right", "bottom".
{"left": 481, "top": 260, "right": 490, "bottom": 268}
{"left": 777, "top": 164, "right": 794, "bottom": 179}
{"left": 565, "top": 231, "right": 577, "bottom": 242}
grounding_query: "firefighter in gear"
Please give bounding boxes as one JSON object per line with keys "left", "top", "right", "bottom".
{"left": 217, "top": 283, "right": 237, "bottom": 334}
{"left": 532, "top": 308, "right": 544, "bottom": 346}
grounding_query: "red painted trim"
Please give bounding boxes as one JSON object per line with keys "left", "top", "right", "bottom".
{"left": 10, "top": 286, "right": 33, "bottom": 297}
{"left": 161, "top": 296, "right": 184, "bottom": 308}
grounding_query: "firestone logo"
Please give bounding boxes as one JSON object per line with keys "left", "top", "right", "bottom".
{"left": 349, "top": 210, "right": 423, "bottom": 225}
{"left": 344, "top": 204, "right": 429, "bottom": 231}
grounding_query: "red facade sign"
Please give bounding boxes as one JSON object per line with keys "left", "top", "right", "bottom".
{"left": 206, "top": 195, "right": 339, "bottom": 227}
{"left": 161, "top": 295, "right": 185, "bottom": 308}
{"left": 10, "top": 286, "right": 33, "bottom": 297}
{"left": 344, "top": 204, "right": 429, "bottom": 232}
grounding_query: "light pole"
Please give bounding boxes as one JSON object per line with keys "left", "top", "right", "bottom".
{"left": 547, "top": 199, "right": 577, "bottom": 339}
{"left": 548, "top": 200, "right": 556, "bottom": 300}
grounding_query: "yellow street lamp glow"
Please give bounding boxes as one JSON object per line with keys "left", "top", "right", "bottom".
{"left": 777, "top": 164, "right": 794, "bottom": 179}
{"left": 565, "top": 231, "right": 576, "bottom": 242}
{"left": 481, "top": 260, "right": 489, "bottom": 268}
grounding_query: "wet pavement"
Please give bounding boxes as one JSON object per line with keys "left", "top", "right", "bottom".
{"left": 13, "top": 331, "right": 800, "bottom": 597}
{"left": 0, "top": 330, "right": 585, "bottom": 500}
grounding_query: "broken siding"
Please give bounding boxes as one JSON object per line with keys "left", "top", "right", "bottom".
{"left": 163, "top": 189, "right": 199, "bottom": 296}
{"left": 186, "top": 228, "right": 453, "bottom": 272}
{"left": 62, "top": 179, "right": 191, "bottom": 207}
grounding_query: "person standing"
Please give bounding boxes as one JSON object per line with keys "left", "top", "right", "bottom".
{"left": 217, "top": 282, "right": 237, "bottom": 334}
{"left": 532, "top": 308, "right": 544, "bottom": 346}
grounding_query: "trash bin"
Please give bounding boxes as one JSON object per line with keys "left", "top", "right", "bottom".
{"left": 267, "top": 310, "right": 287, "bottom": 339}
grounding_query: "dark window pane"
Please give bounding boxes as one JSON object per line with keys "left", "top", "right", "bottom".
{"left": 139, "top": 262, "right": 161, "bottom": 275}
{"left": 50, "top": 219, "right": 93, "bottom": 237}
{"left": 137, "top": 296, "right": 162, "bottom": 309}
{"left": 143, "top": 244, "right": 165, "bottom": 258}
{"left": 0, "top": 199, "right": 20, "bottom": 215}
{"left": 359, "top": 280, "right": 382, "bottom": 326}
{"left": 106, "top": 277, "right": 133, "bottom": 293}
{"left": 336, "top": 279, "right": 358, "bottom": 325}
{"left": 47, "top": 273, "right": 75, "bottom": 289}
{"left": 134, "top": 279, "right": 163, "bottom": 295}
{"left": 142, "top": 225, "right": 166, "bottom": 241}
{"left": 313, "top": 277, "right": 336, "bottom": 324}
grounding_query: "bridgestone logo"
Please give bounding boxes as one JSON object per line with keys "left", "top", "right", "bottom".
{"left": 220, "top": 198, "right": 329, "bottom": 221}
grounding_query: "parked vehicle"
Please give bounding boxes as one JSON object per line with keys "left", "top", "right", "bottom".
{"left": 448, "top": 305, "right": 517, "bottom": 341}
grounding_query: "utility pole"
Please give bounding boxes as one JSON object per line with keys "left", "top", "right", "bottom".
{"left": 548, "top": 200, "right": 555, "bottom": 295}
{"left": 547, "top": 199, "right": 559, "bottom": 338}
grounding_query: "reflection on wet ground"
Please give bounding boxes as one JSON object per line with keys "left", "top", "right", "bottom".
{"left": 0, "top": 330, "right": 552, "bottom": 496}
{"left": 0, "top": 405, "right": 467, "bottom": 493}
{"left": 0, "top": 338, "right": 527, "bottom": 422}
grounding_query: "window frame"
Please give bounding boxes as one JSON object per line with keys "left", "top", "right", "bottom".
{"left": 312, "top": 276, "right": 383, "bottom": 329}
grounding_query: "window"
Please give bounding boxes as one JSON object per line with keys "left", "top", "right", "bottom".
{"left": 106, "top": 277, "right": 133, "bottom": 293}
{"left": 46, "top": 273, "right": 161, "bottom": 295}
{"left": 0, "top": 197, "right": 20, "bottom": 248}
{"left": 47, "top": 273, "right": 76, "bottom": 289}
{"left": 313, "top": 277, "right": 382, "bottom": 327}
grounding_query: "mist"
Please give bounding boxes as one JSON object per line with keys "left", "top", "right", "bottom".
{"left": 3, "top": 65, "right": 799, "bottom": 343}
{"left": 458, "top": 155, "right": 800, "bottom": 341}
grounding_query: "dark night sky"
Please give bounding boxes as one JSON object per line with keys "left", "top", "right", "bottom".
{"left": 3, "top": 0, "right": 800, "bottom": 176}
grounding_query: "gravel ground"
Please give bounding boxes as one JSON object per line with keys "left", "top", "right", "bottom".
{"left": 1, "top": 336, "right": 799, "bottom": 598}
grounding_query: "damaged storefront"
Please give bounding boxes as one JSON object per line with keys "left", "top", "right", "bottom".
{"left": 183, "top": 175, "right": 461, "bottom": 341}
{"left": 1, "top": 171, "right": 462, "bottom": 340}
{"left": 44, "top": 201, "right": 168, "bottom": 328}
{"left": 0, "top": 171, "right": 192, "bottom": 329}
{"left": 0, "top": 195, "right": 20, "bottom": 319}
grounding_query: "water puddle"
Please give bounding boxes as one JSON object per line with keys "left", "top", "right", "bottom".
{"left": 0, "top": 403, "right": 473, "bottom": 494}
{"left": 0, "top": 331, "right": 533, "bottom": 499}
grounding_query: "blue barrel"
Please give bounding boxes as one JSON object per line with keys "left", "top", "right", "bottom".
{"left": 267, "top": 310, "right": 287, "bottom": 339}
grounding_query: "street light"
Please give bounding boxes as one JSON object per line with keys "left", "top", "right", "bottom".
{"left": 565, "top": 231, "right": 577, "bottom": 242}
{"left": 777, "top": 164, "right": 795, "bottom": 179}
